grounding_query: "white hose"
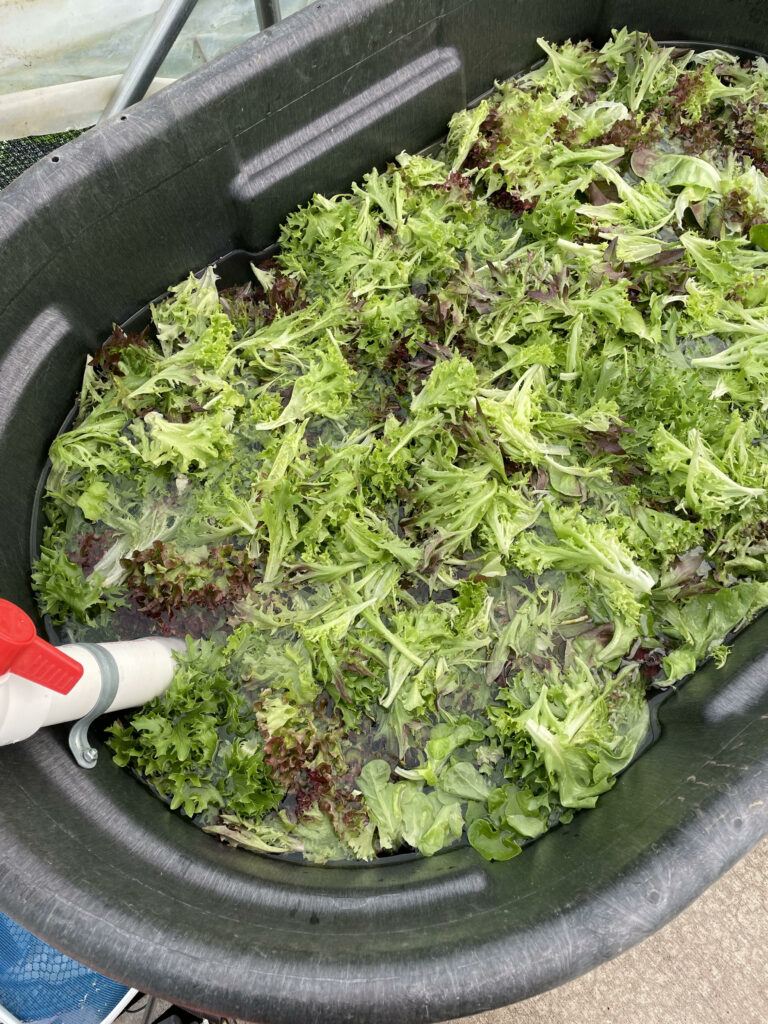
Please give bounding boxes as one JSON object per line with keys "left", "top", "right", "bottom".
{"left": 0, "top": 636, "right": 184, "bottom": 746}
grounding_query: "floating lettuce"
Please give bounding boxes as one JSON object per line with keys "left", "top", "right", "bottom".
{"left": 34, "top": 31, "right": 768, "bottom": 863}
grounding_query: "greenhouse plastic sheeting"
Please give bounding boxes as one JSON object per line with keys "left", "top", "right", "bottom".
{"left": 0, "top": 0, "right": 312, "bottom": 137}
{"left": 0, "top": 912, "right": 131, "bottom": 1024}
{"left": 0, "top": 0, "right": 312, "bottom": 95}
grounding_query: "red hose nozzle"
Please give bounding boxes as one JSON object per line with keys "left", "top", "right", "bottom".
{"left": 0, "top": 599, "right": 83, "bottom": 695}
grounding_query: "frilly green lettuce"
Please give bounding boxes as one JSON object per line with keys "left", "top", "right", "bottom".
{"left": 33, "top": 30, "right": 768, "bottom": 863}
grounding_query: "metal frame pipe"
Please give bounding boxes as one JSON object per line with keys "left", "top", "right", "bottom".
{"left": 254, "top": 0, "right": 282, "bottom": 29}
{"left": 99, "top": 0, "right": 201, "bottom": 122}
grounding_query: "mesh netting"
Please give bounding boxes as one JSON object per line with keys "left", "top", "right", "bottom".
{"left": 0, "top": 132, "right": 83, "bottom": 190}
{"left": 0, "top": 911, "right": 129, "bottom": 1023}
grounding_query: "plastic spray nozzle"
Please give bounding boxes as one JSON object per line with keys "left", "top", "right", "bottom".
{"left": 0, "top": 599, "right": 83, "bottom": 695}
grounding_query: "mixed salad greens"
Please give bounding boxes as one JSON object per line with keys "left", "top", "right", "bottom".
{"left": 34, "top": 31, "right": 768, "bottom": 862}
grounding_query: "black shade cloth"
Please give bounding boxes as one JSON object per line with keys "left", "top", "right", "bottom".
{"left": 0, "top": 131, "right": 83, "bottom": 190}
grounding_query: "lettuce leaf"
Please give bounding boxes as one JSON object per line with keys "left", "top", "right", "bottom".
{"left": 33, "top": 30, "right": 768, "bottom": 864}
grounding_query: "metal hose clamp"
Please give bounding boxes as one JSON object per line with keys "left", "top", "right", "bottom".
{"left": 68, "top": 644, "right": 120, "bottom": 770}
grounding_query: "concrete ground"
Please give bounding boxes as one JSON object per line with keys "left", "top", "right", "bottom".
{"left": 451, "top": 837, "right": 768, "bottom": 1024}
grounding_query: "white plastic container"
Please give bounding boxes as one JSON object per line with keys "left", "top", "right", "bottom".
{"left": 0, "top": 635, "right": 183, "bottom": 746}
{"left": 0, "top": 597, "right": 183, "bottom": 751}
